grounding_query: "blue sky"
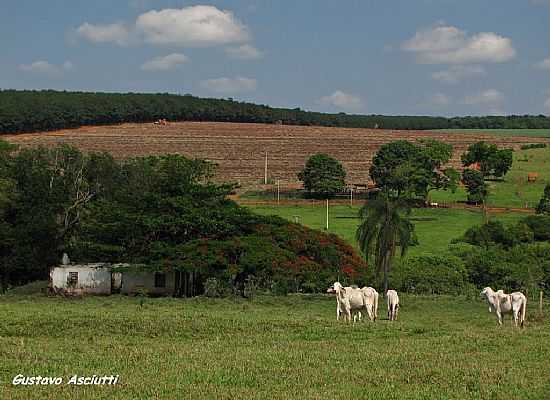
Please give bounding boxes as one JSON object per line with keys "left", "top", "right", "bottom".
{"left": 1, "top": 0, "right": 550, "bottom": 116}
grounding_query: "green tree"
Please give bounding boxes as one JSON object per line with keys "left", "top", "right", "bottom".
{"left": 297, "top": 153, "right": 346, "bottom": 198}
{"left": 461, "top": 141, "right": 513, "bottom": 179}
{"left": 462, "top": 169, "right": 488, "bottom": 205}
{"left": 536, "top": 184, "right": 550, "bottom": 215}
{"left": 369, "top": 140, "right": 458, "bottom": 201}
{"left": 356, "top": 193, "right": 415, "bottom": 293}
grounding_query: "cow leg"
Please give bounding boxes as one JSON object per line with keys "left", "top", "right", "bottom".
{"left": 496, "top": 310, "right": 503, "bottom": 326}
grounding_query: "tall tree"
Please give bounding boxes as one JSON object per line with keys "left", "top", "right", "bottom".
{"left": 461, "top": 141, "right": 513, "bottom": 179}
{"left": 298, "top": 153, "right": 346, "bottom": 198}
{"left": 356, "top": 193, "right": 415, "bottom": 293}
{"left": 369, "top": 140, "right": 458, "bottom": 201}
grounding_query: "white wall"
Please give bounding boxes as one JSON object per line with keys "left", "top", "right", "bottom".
{"left": 50, "top": 264, "right": 112, "bottom": 295}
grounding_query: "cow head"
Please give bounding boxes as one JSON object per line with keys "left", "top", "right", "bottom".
{"left": 327, "top": 281, "right": 343, "bottom": 294}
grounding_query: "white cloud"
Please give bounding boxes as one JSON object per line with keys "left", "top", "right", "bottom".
{"left": 225, "top": 44, "right": 262, "bottom": 60}
{"left": 318, "top": 90, "right": 364, "bottom": 112}
{"left": 200, "top": 77, "right": 257, "bottom": 93}
{"left": 463, "top": 89, "right": 505, "bottom": 115}
{"left": 402, "top": 24, "right": 516, "bottom": 64}
{"left": 62, "top": 61, "right": 74, "bottom": 71}
{"left": 427, "top": 93, "right": 452, "bottom": 106}
{"left": 535, "top": 58, "right": 550, "bottom": 70}
{"left": 141, "top": 53, "right": 189, "bottom": 71}
{"left": 76, "top": 22, "right": 130, "bottom": 46}
{"left": 19, "top": 60, "right": 74, "bottom": 76}
{"left": 136, "top": 6, "right": 249, "bottom": 47}
{"left": 432, "top": 65, "right": 486, "bottom": 84}
{"left": 544, "top": 98, "right": 550, "bottom": 115}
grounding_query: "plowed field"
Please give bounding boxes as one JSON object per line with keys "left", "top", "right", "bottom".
{"left": 4, "top": 122, "right": 548, "bottom": 189}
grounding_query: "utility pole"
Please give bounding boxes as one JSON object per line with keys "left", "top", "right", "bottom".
{"left": 264, "top": 152, "right": 268, "bottom": 185}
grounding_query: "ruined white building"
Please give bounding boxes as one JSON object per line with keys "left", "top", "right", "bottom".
{"left": 49, "top": 254, "right": 181, "bottom": 296}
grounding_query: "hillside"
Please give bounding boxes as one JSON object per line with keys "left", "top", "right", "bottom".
{"left": 4, "top": 122, "right": 549, "bottom": 189}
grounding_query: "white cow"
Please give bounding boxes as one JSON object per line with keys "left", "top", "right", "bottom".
{"left": 360, "top": 286, "right": 379, "bottom": 322}
{"left": 327, "top": 282, "right": 371, "bottom": 323}
{"left": 386, "top": 290, "right": 400, "bottom": 321}
{"left": 481, "top": 287, "right": 527, "bottom": 327}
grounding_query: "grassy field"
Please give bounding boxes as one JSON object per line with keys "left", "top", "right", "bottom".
{"left": 429, "top": 147, "right": 550, "bottom": 208}
{"left": 1, "top": 293, "right": 549, "bottom": 399}
{"left": 247, "top": 204, "right": 526, "bottom": 256}
{"left": 432, "top": 128, "right": 550, "bottom": 138}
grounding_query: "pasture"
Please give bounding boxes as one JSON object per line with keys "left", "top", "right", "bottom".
{"left": 1, "top": 293, "right": 549, "bottom": 399}
{"left": 432, "top": 129, "right": 550, "bottom": 138}
{"left": 247, "top": 205, "right": 526, "bottom": 256}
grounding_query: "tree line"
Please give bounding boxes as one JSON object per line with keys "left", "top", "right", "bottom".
{"left": 1, "top": 90, "right": 550, "bottom": 134}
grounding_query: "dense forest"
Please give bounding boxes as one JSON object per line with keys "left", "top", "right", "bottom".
{"left": 1, "top": 90, "right": 550, "bottom": 134}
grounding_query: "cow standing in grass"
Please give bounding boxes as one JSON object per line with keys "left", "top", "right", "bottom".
{"left": 386, "top": 290, "right": 400, "bottom": 321}
{"left": 481, "top": 287, "right": 527, "bottom": 327}
{"left": 361, "top": 286, "right": 379, "bottom": 322}
{"left": 327, "top": 282, "right": 378, "bottom": 323}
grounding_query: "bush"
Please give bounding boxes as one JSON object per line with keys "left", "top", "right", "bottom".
{"left": 520, "top": 143, "right": 547, "bottom": 150}
{"left": 536, "top": 184, "right": 550, "bottom": 215}
{"left": 522, "top": 215, "right": 550, "bottom": 241}
{"left": 390, "top": 255, "right": 473, "bottom": 295}
{"left": 459, "top": 221, "right": 534, "bottom": 248}
{"left": 450, "top": 243, "right": 549, "bottom": 293}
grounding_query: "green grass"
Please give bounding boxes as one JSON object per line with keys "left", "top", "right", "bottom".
{"left": 1, "top": 294, "right": 549, "bottom": 399}
{"left": 247, "top": 204, "right": 526, "bottom": 256}
{"left": 429, "top": 147, "right": 550, "bottom": 208}
{"left": 431, "top": 128, "right": 550, "bottom": 138}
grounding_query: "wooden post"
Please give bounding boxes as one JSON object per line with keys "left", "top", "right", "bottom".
{"left": 326, "top": 199, "right": 329, "bottom": 231}
{"left": 264, "top": 152, "right": 268, "bottom": 185}
{"left": 277, "top": 179, "right": 280, "bottom": 205}
{"left": 350, "top": 187, "right": 353, "bottom": 207}
{"left": 540, "top": 291, "right": 544, "bottom": 314}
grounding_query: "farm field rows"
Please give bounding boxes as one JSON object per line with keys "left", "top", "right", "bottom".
{"left": 1, "top": 294, "right": 549, "bottom": 400}
{"left": 4, "top": 122, "right": 549, "bottom": 189}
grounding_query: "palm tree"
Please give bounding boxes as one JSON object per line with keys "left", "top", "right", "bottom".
{"left": 356, "top": 193, "right": 415, "bottom": 294}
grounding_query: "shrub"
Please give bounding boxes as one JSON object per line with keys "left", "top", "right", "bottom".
{"left": 522, "top": 215, "right": 550, "bottom": 241}
{"left": 390, "top": 255, "right": 473, "bottom": 295}
{"left": 520, "top": 143, "right": 547, "bottom": 150}
{"left": 459, "top": 221, "right": 534, "bottom": 248}
{"left": 536, "top": 184, "right": 550, "bottom": 215}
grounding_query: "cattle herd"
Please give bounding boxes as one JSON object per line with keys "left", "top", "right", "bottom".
{"left": 327, "top": 282, "right": 527, "bottom": 327}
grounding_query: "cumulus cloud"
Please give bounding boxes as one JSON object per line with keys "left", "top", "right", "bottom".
{"left": 76, "top": 6, "right": 250, "bottom": 48}
{"left": 141, "top": 53, "right": 189, "bottom": 71}
{"left": 225, "top": 44, "right": 262, "bottom": 60}
{"left": 535, "top": 58, "right": 550, "bottom": 70}
{"left": 402, "top": 24, "right": 516, "bottom": 64}
{"left": 431, "top": 65, "right": 486, "bottom": 84}
{"left": 200, "top": 77, "right": 257, "bottom": 93}
{"left": 19, "top": 60, "right": 74, "bottom": 76}
{"left": 463, "top": 89, "right": 505, "bottom": 115}
{"left": 136, "top": 6, "right": 249, "bottom": 47}
{"left": 76, "top": 22, "right": 130, "bottom": 46}
{"left": 318, "top": 90, "right": 364, "bottom": 112}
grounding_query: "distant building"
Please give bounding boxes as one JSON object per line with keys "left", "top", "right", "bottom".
{"left": 49, "top": 261, "right": 192, "bottom": 297}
